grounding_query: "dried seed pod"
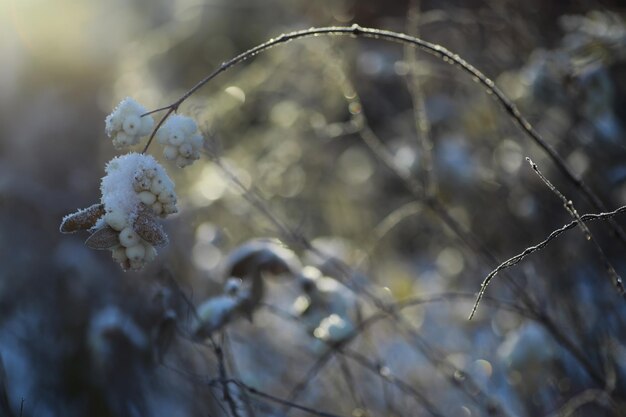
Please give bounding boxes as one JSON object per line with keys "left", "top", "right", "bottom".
{"left": 133, "top": 206, "right": 169, "bottom": 247}
{"left": 60, "top": 203, "right": 105, "bottom": 233}
{"left": 85, "top": 226, "right": 119, "bottom": 250}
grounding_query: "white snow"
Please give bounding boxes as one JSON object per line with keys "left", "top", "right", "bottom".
{"left": 100, "top": 153, "right": 174, "bottom": 222}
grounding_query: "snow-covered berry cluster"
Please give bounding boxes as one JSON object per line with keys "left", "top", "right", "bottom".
{"left": 105, "top": 98, "right": 154, "bottom": 149}
{"left": 98, "top": 153, "right": 175, "bottom": 270}
{"left": 129, "top": 164, "right": 178, "bottom": 218}
{"left": 155, "top": 114, "right": 203, "bottom": 168}
{"left": 61, "top": 153, "right": 175, "bottom": 271}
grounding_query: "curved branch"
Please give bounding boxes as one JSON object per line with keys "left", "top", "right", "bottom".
{"left": 469, "top": 204, "right": 626, "bottom": 320}
{"left": 141, "top": 25, "right": 624, "bottom": 247}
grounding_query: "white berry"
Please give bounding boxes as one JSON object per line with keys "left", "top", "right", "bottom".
{"left": 126, "top": 244, "right": 146, "bottom": 262}
{"left": 123, "top": 115, "right": 141, "bottom": 135}
{"left": 158, "top": 191, "right": 176, "bottom": 203}
{"left": 119, "top": 227, "right": 140, "bottom": 247}
{"left": 144, "top": 244, "right": 157, "bottom": 263}
{"left": 162, "top": 202, "right": 177, "bottom": 215}
{"left": 151, "top": 202, "right": 163, "bottom": 216}
{"left": 111, "top": 245, "right": 128, "bottom": 264}
{"left": 150, "top": 177, "right": 166, "bottom": 195}
{"left": 104, "top": 209, "right": 127, "bottom": 231}
{"left": 163, "top": 145, "right": 179, "bottom": 160}
{"left": 138, "top": 191, "right": 157, "bottom": 206}
{"left": 179, "top": 143, "right": 193, "bottom": 158}
{"left": 168, "top": 129, "right": 185, "bottom": 146}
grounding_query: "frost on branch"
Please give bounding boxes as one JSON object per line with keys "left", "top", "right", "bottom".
{"left": 105, "top": 97, "right": 154, "bottom": 149}
{"left": 60, "top": 153, "right": 177, "bottom": 271}
{"left": 155, "top": 114, "right": 204, "bottom": 168}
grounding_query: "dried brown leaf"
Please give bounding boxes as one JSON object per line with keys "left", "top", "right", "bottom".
{"left": 133, "top": 206, "right": 168, "bottom": 247}
{"left": 60, "top": 203, "right": 105, "bottom": 234}
{"left": 85, "top": 226, "right": 119, "bottom": 250}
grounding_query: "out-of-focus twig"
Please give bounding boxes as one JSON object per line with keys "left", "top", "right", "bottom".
{"left": 405, "top": 0, "right": 436, "bottom": 198}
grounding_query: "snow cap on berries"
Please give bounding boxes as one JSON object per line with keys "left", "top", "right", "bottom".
{"left": 105, "top": 98, "right": 154, "bottom": 149}
{"left": 155, "top": 114, "right": 204, "bottom": 168}
{"left": 100, "top": 153, "right": 177, "bottom": 222}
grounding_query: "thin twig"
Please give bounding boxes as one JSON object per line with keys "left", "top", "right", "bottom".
{"left": 341, "top": 349, "right": 445, "bottom": 417}
{"left": 141, "top": 107, "right": 177, "bottom": 154}
{"left": 405, "top": 0, "right": 436, "bottom": 198}
{"left": 223, "top": 333, "right": 257, "bottom": 417}
{"left": 336, "top": 355, "right": 366, "bottom": 412}
{"left": 212, "top": 158, "right": 306, "bottom": 250}
{"left": 527, "top": 158, "right": 591, "bottom": 237}
{"left": 469, "top": 205, "right": 626, "bottom": 320}
{"left": 527, "top": 157, "right": 625, "bottom": 296}
{"left": 391, "top": 315, "right": 510, "bottom": 416}
{"left": 284, "top": 348, "right": 337, "bottom": 412}
{"left": 214, "top": 337, "right": 243, "bottom": 417}
{"left": 545, "top": 389, "right": 624, "bottom": 417}
{"left": 264, "top": 292, "right": 520, "bottom": 417}
{"left": 217, "top": 379, "right": 345, "bottom": 417}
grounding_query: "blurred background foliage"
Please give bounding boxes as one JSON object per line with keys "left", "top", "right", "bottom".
{"left": 1, "top": 0, "right": 626, "bottom": 416}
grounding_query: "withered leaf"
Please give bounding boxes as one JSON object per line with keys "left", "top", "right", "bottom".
{"left": 223, "top": 239, "right": 300, "bottom": 279}
{"left": 60, "top": 203, "right": 105, "bottom": 234}
{"left": 85, "top": 226, "right": 119, "bottom": 250}
{"left": 133, "top": 208, "right": 168, "bottom": 247}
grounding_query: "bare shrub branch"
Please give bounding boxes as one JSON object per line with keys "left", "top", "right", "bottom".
{"left": 469, "top": 204, "right": 626, "bottom": 320}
